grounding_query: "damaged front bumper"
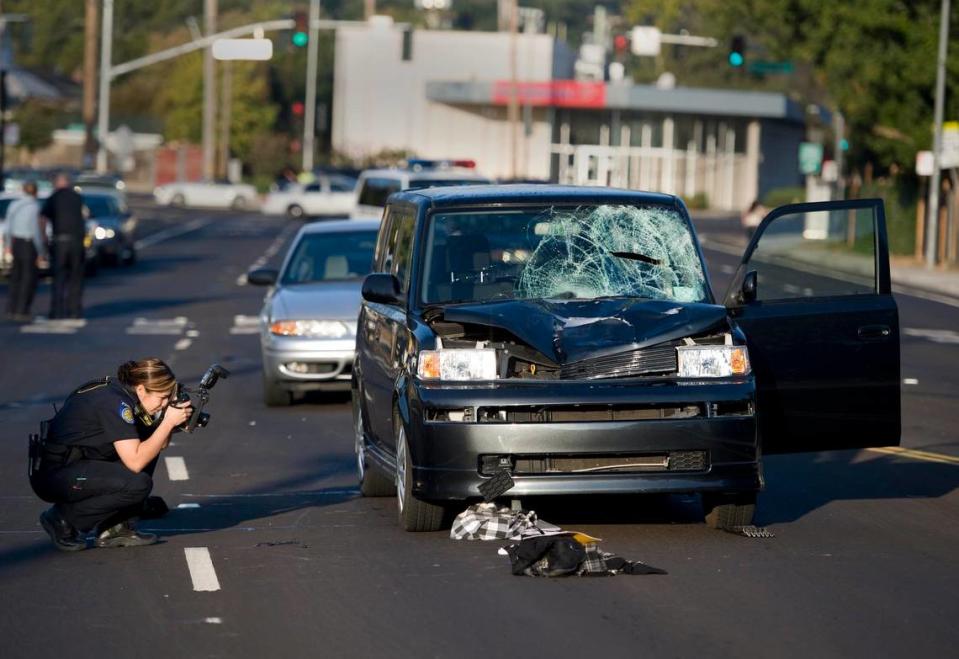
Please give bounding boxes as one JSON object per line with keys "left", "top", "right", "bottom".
{"left": 404, "top": 377, "right": 759, "bottom": 501}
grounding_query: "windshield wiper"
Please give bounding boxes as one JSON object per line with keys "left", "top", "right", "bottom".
{"left": 610, "top": 251, "right": 660, "bottom": 266}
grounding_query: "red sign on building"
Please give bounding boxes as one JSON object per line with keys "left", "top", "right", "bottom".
{"left": 491, "top": 81, "right": 607, "bottom": 108}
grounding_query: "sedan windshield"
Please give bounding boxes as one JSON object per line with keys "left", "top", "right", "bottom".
{"left": 421, "top": 205, "right": 708, "bottom": 304}
{"left": 281, "top": 230, "right": 378, "bottom": 284}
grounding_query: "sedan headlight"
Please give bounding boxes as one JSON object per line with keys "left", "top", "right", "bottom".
{"left": 270, "top": 320, "right": 355, "bottom": 338}
{"left": 676, "top": 345, "right": 750, "bottom": 378}
{"left": 93, "top": 226, "right": 115, "bottom": 240}
{"left": 417, "top": 349, "right": 497, "bottom": 381}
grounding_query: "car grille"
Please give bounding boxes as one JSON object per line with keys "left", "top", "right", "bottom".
{"left": 559, "top": 343, "right": 678, "bottom": 380}
{"left": 480, "top": 451, "right": 708, "bottom": 475}
{"left": 476, "top": 404, "right": 701, "bottom": 423}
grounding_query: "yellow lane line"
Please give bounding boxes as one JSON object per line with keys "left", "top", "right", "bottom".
{"left": 867, "top": 446, "right": 959, "bottom": 465}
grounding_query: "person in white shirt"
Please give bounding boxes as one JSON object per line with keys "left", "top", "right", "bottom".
{"left": 4, "top": 182, "right": 44, "bottom": 321}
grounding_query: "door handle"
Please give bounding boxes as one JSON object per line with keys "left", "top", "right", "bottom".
{"left": 858, "top": 324, "right": 891, "bottom": 340}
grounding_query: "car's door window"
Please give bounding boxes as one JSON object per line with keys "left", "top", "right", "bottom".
{"left": 328, "top": 176, "right": 356, "bottom": 193}
{"left": 381, "top": 210, "right": 415, "bottom": 293}
{"left": 745, "top": 205, "right": 877, "bottom": 300}
{"left": 304, "top": 183, "right": 322, "bottom": 193}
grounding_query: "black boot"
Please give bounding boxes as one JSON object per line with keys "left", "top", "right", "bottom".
{"left": 39, "top": 507, "right": 87, "bottom": 552}
{"left": 95, "top": 520, "right": 158, "bottom": 548}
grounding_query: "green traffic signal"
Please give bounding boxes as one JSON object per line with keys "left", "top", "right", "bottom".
{"left": 292, "top": 31, "right": 308, "bottom": 47}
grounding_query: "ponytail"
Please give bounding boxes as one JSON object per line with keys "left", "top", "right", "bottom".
{"left": 117, "top": 358, "right": 177, "bottom": 394}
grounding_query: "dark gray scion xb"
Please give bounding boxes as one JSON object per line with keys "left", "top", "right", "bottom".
{"left": 352, "top": 185, "right": 900, "bottom": 531}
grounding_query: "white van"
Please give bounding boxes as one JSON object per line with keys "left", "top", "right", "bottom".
{"left": 351, "top": 161, "right": 491, "bottom": 218}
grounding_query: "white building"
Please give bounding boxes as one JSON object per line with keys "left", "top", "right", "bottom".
{"left": 332, "top": 22, "right": 807, "bottom": 210}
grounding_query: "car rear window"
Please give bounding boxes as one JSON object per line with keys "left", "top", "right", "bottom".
{"left": 281, "top": 230, "right": 378, "bottom": 284}
{"left": 358, "top": 178, "right": 402, "bottom": 207}
{"left": 421, "top": 205, "right": 708, "bottom": 305}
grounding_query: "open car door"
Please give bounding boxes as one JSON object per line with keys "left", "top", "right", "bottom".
{"left": 724, "top": 199, "right": 900, "bottom": 454}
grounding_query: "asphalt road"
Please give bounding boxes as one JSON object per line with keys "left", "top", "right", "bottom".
{"left": 0, "top": 201, "right": 956, "bottom": 659}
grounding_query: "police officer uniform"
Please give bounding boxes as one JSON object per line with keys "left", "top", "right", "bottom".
{"left": 32, "top": 377, "right": 161, "bottom": 550}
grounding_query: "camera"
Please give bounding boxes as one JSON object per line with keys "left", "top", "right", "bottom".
{"left": 172, "top": 363, "right": 230, "bottom": 432}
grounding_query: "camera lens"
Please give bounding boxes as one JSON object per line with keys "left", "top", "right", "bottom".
{"left": 196, "top": 413, "right": 210, "bottom": 428}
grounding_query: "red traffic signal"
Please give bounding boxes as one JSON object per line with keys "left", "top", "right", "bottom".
{"left": 292, "top": 101, "right": 305, "bottom": 116}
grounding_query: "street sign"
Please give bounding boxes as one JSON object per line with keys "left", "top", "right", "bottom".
{"left": 941, "top": 121, "right": 959, "bottom": 168}
{"left": 916, "top": 150, "right": 934, "bottom": 176}
{"left": 630, "top": 26, "right": 661, "bottom": 57}
{"left": 212, "top": 38, "right": 273, "bottom": 61}
{"left": 821, "top": 159, "right": 838, "bottom": 182}
{"left": 799, "top": 142, "right": 823, "bottom": 175}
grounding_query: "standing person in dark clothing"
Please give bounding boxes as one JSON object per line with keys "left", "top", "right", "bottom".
{"left": 30, "top": 358, "right": 192, "bottom": 551}
{"left": 41, "top": 173, "right": 87, "bottom": 319}
{"left": 3, "top": 181, "right": 45, "bottom": 321}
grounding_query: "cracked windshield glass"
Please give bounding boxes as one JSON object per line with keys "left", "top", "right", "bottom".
{"left": 422, "top": 205, "right": 708, "bottom": 304}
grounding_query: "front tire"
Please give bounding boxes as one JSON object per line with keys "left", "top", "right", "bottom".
{"left": 262, "top": 373, "right": 291, "bottom": 407}
{"left": 354, "top": 397, "right": 394, "bottom": 497}
{"left": 232, "top": 196, "right": 248, "bottom": 210}
{"left": 287, "top": 204, "right": 305, "bottom": 219}
{"left": 394, "top": 414, "right": 444, "bottom": 532}
{"left": 702, "top": 492, "right": 757, "bottom": 530}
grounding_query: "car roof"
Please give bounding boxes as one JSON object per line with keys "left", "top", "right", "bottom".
{"left": 298, "top": 218, "right": 381, "bottom": 235}
{"left": 391, "top": 184, "right": 679, "bottom": 208}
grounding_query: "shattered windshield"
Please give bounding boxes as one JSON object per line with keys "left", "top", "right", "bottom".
{"left": 421, "top": 205, "right": 708, "bottom": 304}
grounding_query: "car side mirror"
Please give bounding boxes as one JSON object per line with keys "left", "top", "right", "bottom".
{"left": 362, "top": 273, "right": 403, "bottom": 305}
{"left": 740, "top": 270, "right": 758, "bottom": 304}
{"left": 247, "top": 268, "right": 278, "bottom": 286}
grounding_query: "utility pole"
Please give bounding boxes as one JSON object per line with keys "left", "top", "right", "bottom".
{"left": 926, "top": 0, "right": 951, "bottom": 268}
{"left": 203, "top": 0, "right": 217, "bottom": 181}
{"left": 365, "top": 0, "right": 375, "bottom": 19}
{"left": 96, "top": 0, "right": 113, "bottom": 172}
{"left": 302, "top": 0, "right": 320, "bottom": 172}
{"left": 507, "top": 0, "right": 519, "bottom": 179}
{"left": 82, "top": 0, "right": 98, "bottom": 170}
{"left": 218, "top": 60, "right": 231, "bottom": 179}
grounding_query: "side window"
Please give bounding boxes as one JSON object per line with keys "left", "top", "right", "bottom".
{"left": 390, "top": 211, "right": 415, "bottom": 293}
{"left": 358, "top": 177, "right": 402, "bottom": 207}
{"left": 373, "top": 208, "right": 393, "bottom": 271}
{"left": 746, "top": 206, "right": 877, "bottom": 300}
{"left": 328, "top": 176, "right": 356, "bottom": 193}
{"left": 305, "top": 183, "right": 322, "bottom": 193}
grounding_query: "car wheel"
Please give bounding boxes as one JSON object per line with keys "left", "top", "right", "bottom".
{"left": 287, "top": 204, "right": 305, "bottom": 219}
{"left": 702, "top": 492, "right": 757, "bottom": 530}
{"left": 232, "top": 196, "right": 248, "bottom": 210}
{"left": 122, "top": 246, "right": 137, "bottom": 266}
{"left": 262, "top": 373, "right": 291, "bottom": 407}
{"left": 354, "top": 396, "right": 394, "bottom": 497}
{"left": 394, "top": 413, "right": 445, "bottom": 532}
{"left": 171, "top": 193, "right": 186, "bottom": 207}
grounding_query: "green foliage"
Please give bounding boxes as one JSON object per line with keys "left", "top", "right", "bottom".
{"left": 761, "top": 186, "right": 806, "bottom": 208}
{"left": 12, "top": 100, "right": 68, "bottom": 153}
{"left": 682, "top": 192, "right": 709, "bottom": 209}
{"left": 859, "top": 181, "right": 918, "bottom": 256}
{"left": 623, "top": 1, "right": 959, "bottom": 174}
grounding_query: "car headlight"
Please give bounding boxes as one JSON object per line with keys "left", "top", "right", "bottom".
{"left": 93, "top": 227, "right": 115, "bottom": 240}
{"left": 269, "top": 320, "right": 355, "bottom": 338}
{"left": 417, "top": 349, "right": 497, "bottom": 381}
{"left": 676, "top": 345, "right": 750, "bottom": 377}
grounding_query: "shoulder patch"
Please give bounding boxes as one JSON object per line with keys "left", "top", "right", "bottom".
{"left": 119, "top": 402, "right": 135, "bottom": 425}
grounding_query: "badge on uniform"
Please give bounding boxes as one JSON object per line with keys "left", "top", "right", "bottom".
{"left": 119, "top": 402, "right": 135, "bottom": 424}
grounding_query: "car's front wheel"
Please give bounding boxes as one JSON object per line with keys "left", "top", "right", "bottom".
{"left": 354, "top": 397, "right": 394, "bottom": 497}
{"left": 394, "top": 415, "right": 444, "bottom": 532}
{"left": 232, "top": 196, "right": 248, "bottom": 210}
{"left": 171, "top": 193, "right": 186, "bottom": 207}
{"left": 702, "top": 492, "right": 757, "bottom": 530}
{"left": 287, "top": 204, "right": 305, "bottom": 219}
{"left": 262, "top": 373, "right": 291, "bottom": 406}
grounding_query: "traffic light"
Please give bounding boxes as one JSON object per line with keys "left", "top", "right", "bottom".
{"left": 728, "top": 35, "right": 745, "bottom": 67}
{"left": 291, "top": 11, "right": 308, "bottom": 47}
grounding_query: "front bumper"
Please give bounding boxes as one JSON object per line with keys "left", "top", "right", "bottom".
{"left": 404, "top": 377, "right": 759, "bottom": 501}
{"left": 262, "top": 335, "right": 355, "bottom": 391}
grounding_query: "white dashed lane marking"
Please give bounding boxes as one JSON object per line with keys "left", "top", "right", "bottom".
{"left": 184, "top": 547, "right": 221, "bottom": 592}
{"left": 20, "top": 319, "right": 87, "bottom": 334}
{"left": 126, "top": 317, "right": 189, "bottom": 335}
{"left": 134, "top": 217, "right": 211, "bottom": 250}
{"left": 229, "top": 315, "right": 260, "bottom": 335}
{"left": 903, "top": 328, "right": 959, "bottom": 344}
{"left": 236, "top": 222, "right": 299, "bottom": 286}
{"left": 174, "top": 338, "right": 192, "bottom": 350}
{"left": 164, "top": 456, "right": 190, "bottom": 481}
{"left": 903, "top": 378, "right": 919, "bottom": 385}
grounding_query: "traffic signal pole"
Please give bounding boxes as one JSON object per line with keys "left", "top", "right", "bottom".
{"left": 302, "top": 0, "right": 320, "bottom": 172}
{"left": 926, "top": 0, "right": 951, "bottom": 268}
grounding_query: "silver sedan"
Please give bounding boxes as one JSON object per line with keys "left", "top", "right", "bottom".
{"left": 247, "top": 218, "right": 380, "bottom": 405}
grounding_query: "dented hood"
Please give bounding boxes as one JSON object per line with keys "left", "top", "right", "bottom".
{"left": 435, "top": 298, "right": 729, "bottom": 363}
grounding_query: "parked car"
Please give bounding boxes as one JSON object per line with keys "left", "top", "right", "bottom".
{"left": 351, "top": 160, "right": 491, "bottom": 218}
{"left": 352, "top": 185, "right": 901, "bottom": 531}
{"left": 261, "top": 174, "right": 357, "bottom": 219}
{"left": 82, "top": 191, "right": 138, "bottom": 265}
{"left": 154, "top": 180, "right": 258, "bottom": 210}
{"left": 247, "top": 218, "right": 381, "bottom": 405}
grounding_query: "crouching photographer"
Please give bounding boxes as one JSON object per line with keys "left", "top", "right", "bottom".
{"left": 30, "top": 358, "right": 192, "bottom": 551}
